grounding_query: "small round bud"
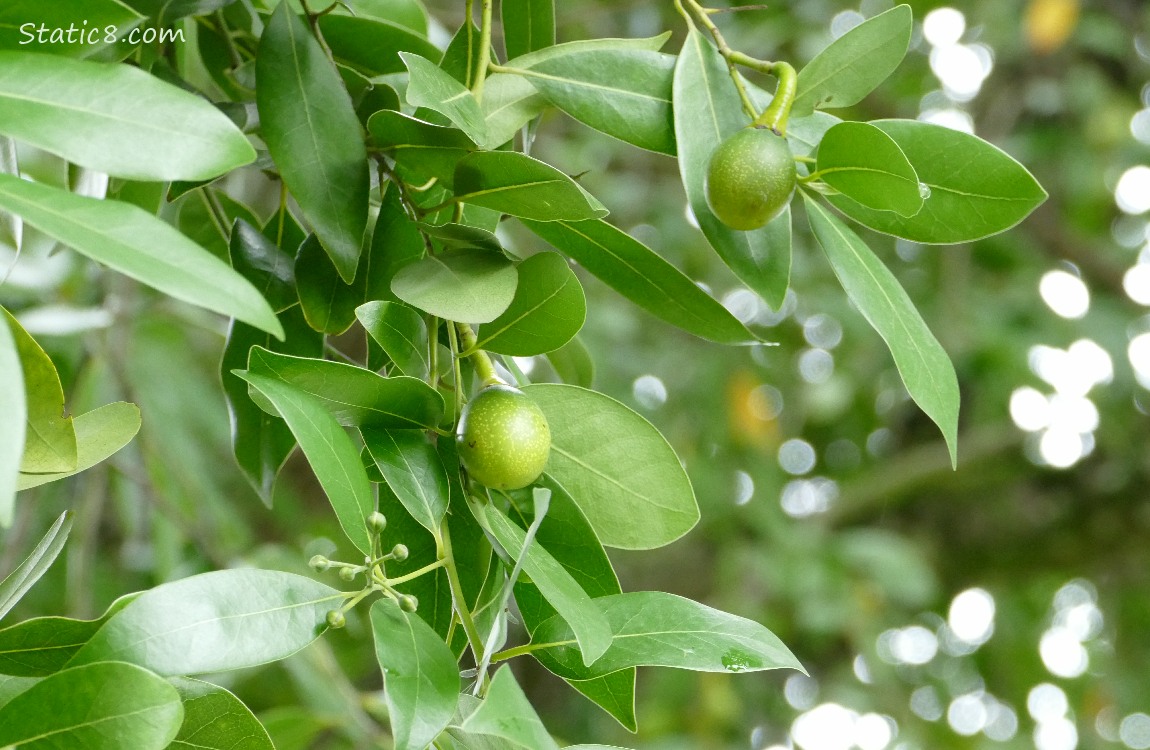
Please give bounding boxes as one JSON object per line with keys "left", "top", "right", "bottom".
{"left": 390, "top": 543, "right": 409, "bottom": 562}
{"left": 326, "top": 610, "right": 346, "bottom": 629}
{"left": 367, "top": 511, "right": 387, "bottom": 533}
{"left": 399, "top": 594, "right": 419, "bottom": 612}
{"left": 308, "top": 554, "right": 330, "bottom": 571}
{"left": 338, "top": 566, "right": 358, "bottom": 582}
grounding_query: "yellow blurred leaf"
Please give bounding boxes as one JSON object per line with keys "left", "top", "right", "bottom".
{"left": 1025, "top": 0, "right": 1079, "bottom": 54}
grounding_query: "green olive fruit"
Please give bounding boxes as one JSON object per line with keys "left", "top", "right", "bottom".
{"left": 456, "top": 384, "right": 551, "bottom": 491}
{"left": 704, "top": 126, "right": 797, "bottom": 231}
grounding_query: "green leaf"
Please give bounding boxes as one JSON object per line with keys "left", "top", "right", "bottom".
{"left": 507, "top": 34, "right": 673, "bottom": 68}
{"left": 368, "top": 185, "right": 427, "bottom": 305}
{"left": 792, "top": 4, "right": 913, "bottom": 117}
{"left": 247, "top": 347, "right": 444, "bottom": 430}
{"left": 461, "top": 665, "right": 560, "bottom": 750}
{"left": 522, "top": 384, "right": 698, "bottom": 550}
{"left": 453, "top": 151, "right": 608, "bottom": 221}
{"left": 816, "top": 121, "right": 923, "bottom": 216}
{"left": 510, "top": 49, "right": 676, "bottom": 154}
{"left": 521, "top": 218, "right": 755, "bottom": 344}
{"left": 230, "top": 219, "right": 297, "bottom": 314}
{"left": 391, "top": 249, "right": 518, "bottom": 324}
{"left": 421, "top": 223, "right": 503, "bottom": 254}
{"left": 529, "top": 592, "right": 804, "bottom": 680}
{"left": 502, "top": 0, "right": 554, "bottom": 61}
{"left": 473, "top": 252, "right": 585, "bottom": 356}
{"left": 16, "top": 402, "right": 142, "bottom": 490}
{"left": 0, "top": 511, "right": 71, "bottom": 622}
{"left": 295, "top": 233, "right": 362, "bottom": 335}
{"left": 0, "top": 593, "right": 136, "bottom": 676}
{"left": 3, "top": 309, "right": 75, "bottom": 473}
{"left": 0, "top": 51, "right": 254, "bottom": 180}
{"left": 344, "top": 0, "right": 428, "bottom": 34}
{"left": 786, "top": 110, "right": 842, "bottom": 158}
{"left": 545, "top": 336, "right": 593, "bottom": 388}
{"left": 370, "top": 599, "right": 460, "bottom": 750}
{"left": 169, "top": 677, "right": 275, "bottom": 750}
{"left": 480, "top": 73, "right": 547, "bottom": 147}
{"left": 401, "top": 52, "right": 491, "bottom": 148}
{"left": 440, "top": 21, "right": 487, "bottom": 87}
{"left": 0, "top": 175, "right": 284, "bottom": 338}
{"left": 803, "top": 194, "right": 959, "bottom": 466}
{"left": 69, "top": 569, "right": 341, "bottom": 675}
{"left": 0, "top": 661, "right": 183, "bottom": 750}
{"left": 485, "top": 505, "right": 611, "bottom": 664}
{"left": 258, "top": 2, "right": 369, "bottom": 282}
{"left": 0, "top": 674, "right": 39, "bottom": 711}
{"left": 319, "top": 13, "right": 440, "bottom": 77}
{"left": 825, "top": 119, "right": 1048, "bottom": 243}
{"left": 356, "top": 301, "right": 430, "bottom": 379}
{"left": 368, "top": 110, "right": 476, "bottom": 188}
{"left": 0, "top": 312, "right": 23, "bottom": 525}
{"left": 361, "top": 429, "right": 450, "bottom": 536}
{"left": 673, "top": 30, "right": 791, "bottom": 309}
{"left": 0, "top": 1, "right": 144, "bottom": 60}
{"left": 237, "top": 372, "right": 376, "bottom": 555}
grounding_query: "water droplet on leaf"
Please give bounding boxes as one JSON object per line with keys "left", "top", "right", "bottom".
{"left": 918, "top": 182, "right": 932, "bottom": 199}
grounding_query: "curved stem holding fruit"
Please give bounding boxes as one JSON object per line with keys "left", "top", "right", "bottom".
{"left": 752, "top": 60, "right": 797, "bottom": 135}
{"left": 455, "top": 322, "right": 502, "bottom": 387}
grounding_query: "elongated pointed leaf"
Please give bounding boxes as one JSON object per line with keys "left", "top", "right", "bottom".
{"left": 16, "top": 402, "right": 141, "bottom": 490}
{"left": 0, "top": 175, "right": 283, "bottom": 338}
{"left": 673, "top": 30, "right": 791, "bottom": 309}
{"left": 356, "top": 301, "right": 430, "bottom": 379}
{"left": 320, "top": 13, "right": 440, "bottom": 77}
{"left": 804, "top": 195, "right": 959, "bottom": 465}
{"left": 529, "top": 592, "right": 803, "bottom": 680}
{"left": 0, "top": 308, "right": 24, "bottom": 526}
{"left": 401, "top": 53, "right": 491, "bottom": 148}
{"left": 230, "top": 219, "right": 297, "bottom": 314}
{"left": 0, "top": 511, "right": 71, "bottom": 621}
{"left": 461, "top": 666, "right": 560, "bottom": 750}
{"left": 169, "top": 677, "right": 275, "bottom": 750}
{"left": 0, "top": 661, "right": 183, "bottom": 750}
{"left": 258, "top": 2, "right": 369, "bottom": 282}
{"left": 370, "top": 600, "right": 459, "bottom": 750}
{"left": 545, "top": 336, "right": 594, "bottom": 388}
{"left": 247, "top": 347, "right": 443, "bottom": 429}
{"left": 0, "top": 51, "right": 254, "bottom": 180}
{"left": 69, "top": 569, "right": 342, "bottom": 675}
{"left": 792, "top": 5, "right": 912, "bottom": 117}
{"left": 826, "top": 119, "right": 1048, "bottom": 243}
{"left": 368, "top": 110, "right": 476, "bottom": 187}
{"left": 295, "top": 234, "right": 365, "bottom": 335}
{"left": 453, "top": 151, "right": 608, "bottom": 221}
{"left": 0, "top": 593, "right": 137, "bottom": 676}
{"left": 522, "top": 384, "right": 698, "bottom": 550}
{"left": 474, "top": 252, "right": 585, "bottom": 356}
{"left": 361, "top": 428, "right": 449, "bottom": 536}
{"left": 3, "top": 309, "right": 75, "bottom": 473}
{"left": 816, "top": 121, "right": 922, "bottom": 216}
{"left": 392, "top": 249, "right": 518, "bottom": 324}
{"left": 502, "top": 0, "right": 555, "bottom": 61}
{"left": 511, "top": 49, "right": 676, "bottom": 154}
{"left": 521, "top": 218, "right": 755, "bottom": 344}
{"left": 237, "top": 372, "right": 376, "bottom": 555}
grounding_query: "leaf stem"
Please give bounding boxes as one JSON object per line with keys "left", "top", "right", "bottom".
{"left": 455, "top": 323, "right": 501, "bottom": 387}
{"left": 679, "top": 0, "right": 757, "bottom": 121}
{"left": 439, "top": 520, "right": 486, "bottom": 664}
{"left": 384, "top": 558, "right": 446, "bottom": 586}
{"left": 472, "top": 0, "right": 494, "bottom": 102}
{"left": 489, "top": 638, "right": 573, "bottom": 663}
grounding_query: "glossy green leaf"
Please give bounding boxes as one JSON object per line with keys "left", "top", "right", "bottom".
{"left": 673, "top": 30, "right": 791, "bottom": 309}
{"left": 0, "top": 661, "right": 183, "bottom": 750}
{"left": 401, "top": 52, "right": 491, "bottom": 148}
{"left": 230, "top": 219, "right": 297, "bottom": 314}
{"left": 521, "top": 218, "right": 756, "bottom": 344}
{"left": 0, "top": 175, "right": 283, "bottom": 338}
{"left": 237, "top": 372, "right": 376, "bottom": 555}
{"left": 295, "top": 234, "right": 362, "bottom": 335}
{"left": 4, "top": 309, "right": 75, "bottom": 473}
{"left": 816, "top": 121, "right": 922, "bottom": 216}
{"left": 522, "top": 384, "right": 698, "bottom": 549}
{"left": 258, "top": 2, "right": 368, "bottom": 282}
{"left": 169, "top": 677, "right": 275, "bottom": 750}
{"left": 0, "top": 511, "right": 71, "bottom": 621}
{"left": 792, "top": 5, "right": 912, "bottom": 117}
{"left": 69, "top": 569, "right": 342, "bottom": 675}
{"left": 502, "top": 0, "right": 554, "bottom": 60}
{"left": 320, "top": 14, "right": 439, "bottom": 77}
{"left": 356, "top": 301, "right": 430, "bottom": 379}
{"left": 247, "top": 347, "right": 444, "bottom": 430}
{"left": 545, "top": 336, "right": 594, "bottom": 388}
{"left": 507, "top": 33, "right": 673, "bottom": 68}
{"left": 15, "top": 402, "right": 141, "bottom": 490}
{"left": 0, "top": 593, "right": 136, "bottom": 676}
{"left": 786, "top": 110, "right": 842, "bottom": 158}
{"left": 473, "top": 252, "right": 585, "bottom": 356}
{"left": 345, "top": 0, "right": 428, "bottom": 34}
{"left": 826, "top": 119, "right": 1048, "bottom": 243}
{"left": 421, "top": 223, "right": 503, "bottom": 254}
{"left": 368, "top": 110, "right": 476, "bottom": 187}
{"left": 453, "top": 151, "right": 608, "bottom": 221}
{"left": 0, "top": 312, "right": 22, "bottom": 525}
{"left": 511, "top": 49, "right": 676, "bottom": 154}
{"left": 530, "top": 592, "right": 804, "bottom": 680}
{"left": 0, "top": 52, "right": 254, "bottom": 180}
{"left": 368, "top": 186, "right": 427, "bottom": 305}
{"left": 361, "top": 428, "right": 449, "bottom": 536}
{"left": 392, "top": 249, "right": 518, "bottom": 324}
{"left": 461, "top": 665, "right": 560, "bottom": 750}
{"left": 480, "top": 73, "right": 546, "bottom": 147}
{"left": 0, "top": 1, "right": 144, "bottom": 60}
{"left": 370, "top": 599, "right": 459, "bottom": 750}
{"left": 486, "top": 505, "right": 611, "bottom": 664}
{"left": 440, "top": 21, "right": 487, "bottom": 87}
{"left": 804, "top": 194, "right": 959, "bottom": 466}
{"left": 0, "top": 674, "right": 38, "bottom": 711}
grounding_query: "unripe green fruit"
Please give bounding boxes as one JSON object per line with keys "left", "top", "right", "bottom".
{"left": 456, "top": 384, "right": 551, "bottom": 491}
{"left": 390, "top": 543, "right": 409, "bottom": 562}
{"left": 704, "top": 126, "right": 797, "bottom": 231}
